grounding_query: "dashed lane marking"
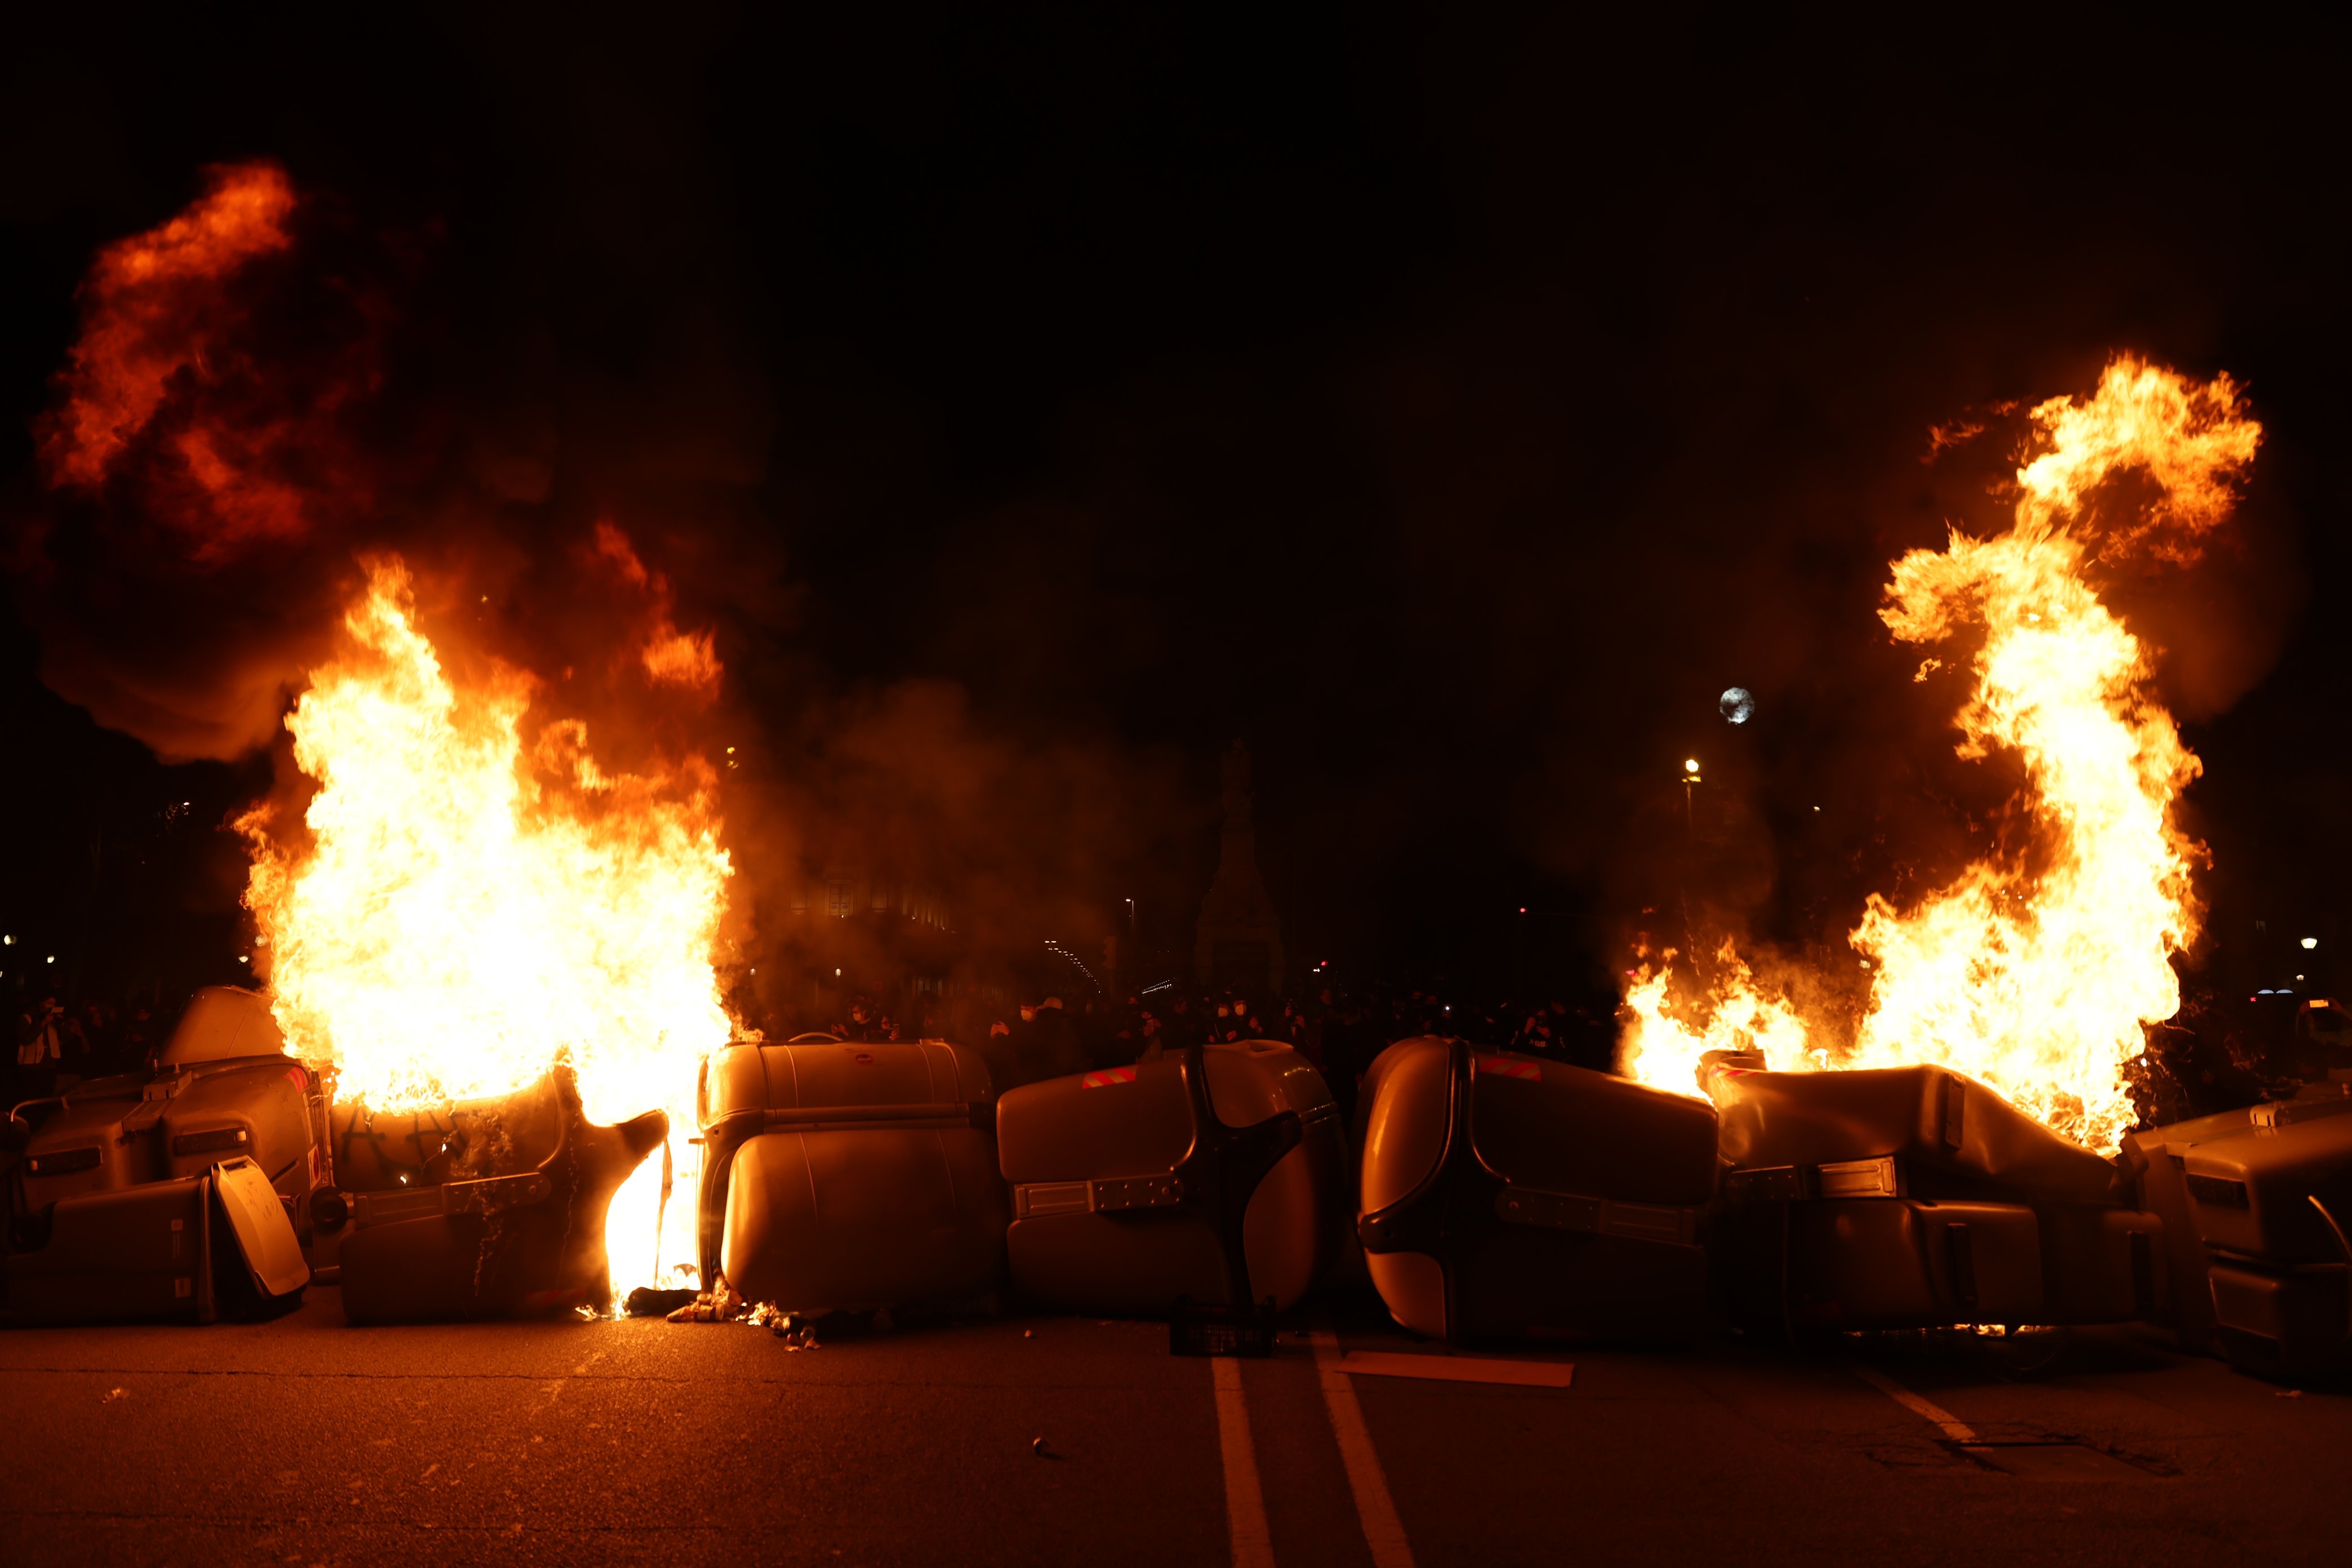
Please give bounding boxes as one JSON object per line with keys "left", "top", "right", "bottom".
{"left": 1848, "top": 1361, "right": 1979, "bottom": 1442}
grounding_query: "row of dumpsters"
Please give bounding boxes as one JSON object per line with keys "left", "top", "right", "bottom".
{"left": 7, "top": 987, "right": 2352, "bottom": 1381}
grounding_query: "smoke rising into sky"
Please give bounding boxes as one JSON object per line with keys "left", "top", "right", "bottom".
{"left": 1, "top": 10, "right": 2346, "bottom": 999}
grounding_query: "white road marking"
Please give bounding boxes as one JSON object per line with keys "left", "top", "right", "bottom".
{"left": 1848, "top": 1361, "right": 1978, "bottom": 1442}
{"left": 1309, "top": 1327, "right": 1417, "bottom": 1568}
{"left": 1212, "top": 1356, "right": 1275, "bottom": 1568}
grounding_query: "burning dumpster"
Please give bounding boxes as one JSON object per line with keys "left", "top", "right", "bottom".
{"left": 1703, "top": 1057, "right": 2164, "bottom": 1335}
{"left": 1595, "top": 362, "right": 2269, "bottom": 1350}
{"left": 337, "top": 1065, "right": 667, "bottom": 1324}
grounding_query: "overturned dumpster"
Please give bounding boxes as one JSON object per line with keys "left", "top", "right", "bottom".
{"left": 1703, "top": 1055, "right": 2166, "bottom": 1336}
{"left": 2127, "top": 1080, "right": 2352, "bottom": 1381}
{"left": 1355, "top": 1038, "right": 1717, "bottom": 1345}
{"left": 999, "top": 1039, "right": 1351, "bottom": 1323}
{"left": 1342, "top": 1035, "right": 2210, "bottom": 1354}
{"left": 6, "top": 987, "right": 318, "bottom": 1324}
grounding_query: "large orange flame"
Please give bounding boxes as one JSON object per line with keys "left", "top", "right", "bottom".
{"left": 1622, "top": 356, "right": 2261, "bottom": 1153}
{"left": 242, "top": 558, "right": 733, "bottom": 1294}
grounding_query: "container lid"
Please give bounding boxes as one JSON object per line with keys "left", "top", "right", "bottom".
{"left": 158, "top": 988, "right": 289, "bottom": 1067}
{"left": 212, "top": 1155, "right": 312, "bottom": 1298}
{"left": 1358, "top": 1039, "right": 1456, "bottom": 1215}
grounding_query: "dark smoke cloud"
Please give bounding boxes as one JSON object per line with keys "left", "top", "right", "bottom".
{"left": 725, "top": 680, "right": 1203, "bottom": 981}
{"left": 3, "top": 8, "right": 2349, "bottom": 1005}
{"left": 10, "top": 164, "right": 419, "bottom": 761}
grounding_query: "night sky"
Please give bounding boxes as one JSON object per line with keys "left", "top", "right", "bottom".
{"left": 3, "top": 8, "right": 2347, "bottom": 1010}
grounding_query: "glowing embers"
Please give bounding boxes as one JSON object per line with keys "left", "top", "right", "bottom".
{"left": 241, "top": 559, "right": 731, "bottom": 1295}
{"left": 1620, "top": 358, "right": 2262, "bottom": 1155}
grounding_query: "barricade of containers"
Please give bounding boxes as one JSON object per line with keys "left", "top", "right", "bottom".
{"left": 21, "top": 1004, "right": 2352, "bottom": 1386}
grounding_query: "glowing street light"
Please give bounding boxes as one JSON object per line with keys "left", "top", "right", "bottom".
{"left": 2302, "top": 937, "right": 2319, "bottom": 950}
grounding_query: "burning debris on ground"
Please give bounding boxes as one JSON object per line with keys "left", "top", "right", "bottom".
{"left": 3, "top": 12, "right": 2352, "bottom": 1566}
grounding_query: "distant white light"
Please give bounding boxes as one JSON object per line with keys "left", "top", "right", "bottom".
{"left": 835, "top": 968, "right": 842, "bottom": 977}
{"left": 2302, "top": 937, "right": 2319, "bottom": 950}
{"left": 1683, "top": 758, "right": 1700, "bottom": 774}
{"left": 45, "top": 955, "right": 54, "bottom": 964}
{"left": 1720, "top": 687, "right": 1754, "bottom": 725}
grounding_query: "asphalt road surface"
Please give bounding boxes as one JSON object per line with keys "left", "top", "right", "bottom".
{"left": 2, "top": 1288, "right": 2346, "bottom": 1568}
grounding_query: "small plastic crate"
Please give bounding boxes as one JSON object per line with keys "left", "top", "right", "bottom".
{"left": 1169, "top": 1295, "right": 1276, "bottom": 1357}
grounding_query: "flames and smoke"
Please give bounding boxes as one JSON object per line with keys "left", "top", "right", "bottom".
{"left": 26, "top": 161, "right": 741, "bottom": 1295}
{"left": 1621, "top": 357, "right": 2262, "bottom": 1153}
{"left": 239, "top": 559, "right": 733, "bottom": 1290}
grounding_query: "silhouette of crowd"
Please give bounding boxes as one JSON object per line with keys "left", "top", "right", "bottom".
{"left": 8, "top": 994, "right": 163, "bottom": 1102}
